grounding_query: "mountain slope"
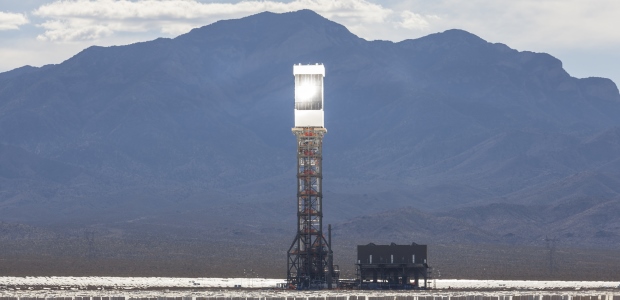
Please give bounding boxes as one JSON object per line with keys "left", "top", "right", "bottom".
{"left": 0, "top": 10, "right": 619, "bottom": 234}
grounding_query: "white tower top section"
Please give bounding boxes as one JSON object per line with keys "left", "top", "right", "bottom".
{"left": 294, "top": 64, "right": 325, "bottom": 76}
{"left": 294, "top": 64, "right": 325, "bottom": 127}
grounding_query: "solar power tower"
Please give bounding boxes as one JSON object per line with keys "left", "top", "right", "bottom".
{"left": 287, "top": 64, "right": 336, "bottom": 289}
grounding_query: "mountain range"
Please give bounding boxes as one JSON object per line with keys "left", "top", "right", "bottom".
{"left": 1, "top": 10, "right": 619, "bottom": 278}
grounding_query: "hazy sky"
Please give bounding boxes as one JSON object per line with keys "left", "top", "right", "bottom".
{"left": 1, "top": 0, "right": 619, "bottom": 85}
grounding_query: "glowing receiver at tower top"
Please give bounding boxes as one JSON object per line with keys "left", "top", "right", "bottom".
{"left": 294, "top": 64, "right": 325, "bottom": 127}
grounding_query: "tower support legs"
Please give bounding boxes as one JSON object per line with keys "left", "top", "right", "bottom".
{"left": 287, "top": 127, "right": 334, "bottom": 289}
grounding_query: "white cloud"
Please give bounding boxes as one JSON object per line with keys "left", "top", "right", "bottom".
{"left": 38, "top": 20, "right": 115, "bottom": 41}
{"left": 0, "top": 11, "right": 29, "bottom": 30}
{"left": 31, "top": 0, "right": 424, "bottom": 41}
{"left": 402, "top": 0, "right": 620, "bottom": 50}
{"left": 396, "top": 10, "right": 438, "bottom": 30}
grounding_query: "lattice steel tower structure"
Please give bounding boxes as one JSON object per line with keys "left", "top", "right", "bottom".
{"left": 287, "top": 64, "right": 336, "bottom": 289}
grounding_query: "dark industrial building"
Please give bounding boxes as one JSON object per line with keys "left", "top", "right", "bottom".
{"left": 285, "top": 65, "right": 427, "bottom": 290}
{"left": 356, "top": 243, "right": 430, "bottom": 289}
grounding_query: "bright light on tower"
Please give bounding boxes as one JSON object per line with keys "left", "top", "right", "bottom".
{"left": 294, "top": 64, "right": 325, "bottom": 127}
{"left": 295, "top": 84, "right": 317, "bottom": 102}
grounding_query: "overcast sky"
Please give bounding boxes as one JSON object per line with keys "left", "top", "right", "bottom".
{"left": 1, "top": 0, "right": 619, "bottom": 85}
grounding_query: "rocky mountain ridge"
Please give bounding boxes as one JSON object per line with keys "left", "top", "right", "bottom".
{"left": 1, "top": 10, "right": 619, "bottom": 260}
